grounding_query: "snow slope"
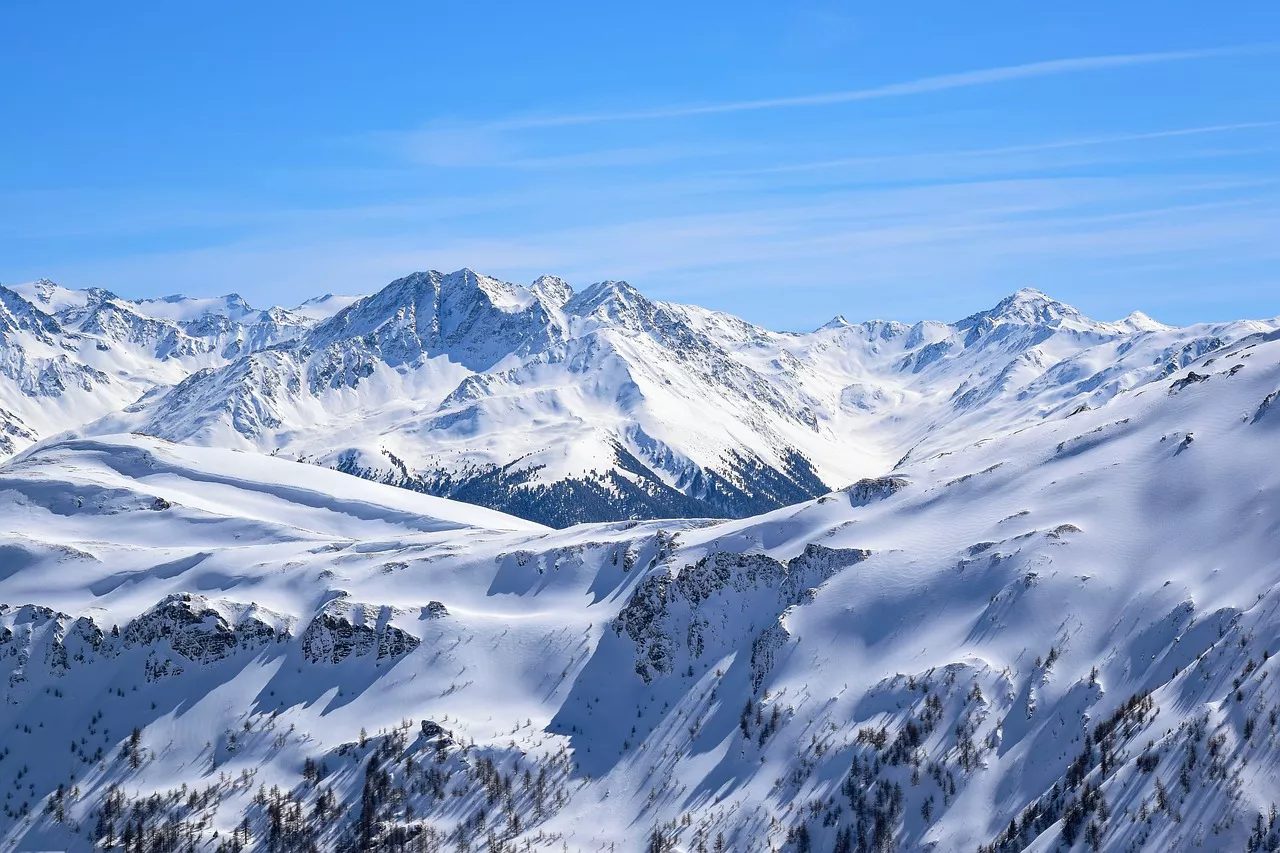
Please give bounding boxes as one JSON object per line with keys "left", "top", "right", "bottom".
{"left": 3, "top": 326, "right": 1280, "bottom": 851}
{"left": 6, "top": 269, "right": 1271, "bottom": 528}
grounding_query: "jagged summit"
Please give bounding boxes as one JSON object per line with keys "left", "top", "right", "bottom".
{"left": 0, "top": 284, "right": 62, "bottom": 338}
{"left": 10, "top": 278, "right": 117, "bottom": 314}
{"left": 531, "top": 274, "right": 574, "bottom": 306}
{"left": 27, "top": 278, "right": 62, "bottom": 303}
{"left": 816, "top": 290, "right": 1085, "bottom": 339}
{"left": 957, "top": 287, "right": 1087, "bottom": 330}
{"left": 564, "top": 279, "right": 653, "bottom": 324}
{"left": 308, "top": 269, "right": 563, "bottom": 369}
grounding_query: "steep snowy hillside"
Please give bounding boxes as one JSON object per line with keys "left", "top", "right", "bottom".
{"left": 25, "top": 269, "right": 1265, "bottom": 528}
{"left": 3, "top": 327, "right": 1280, "bottom": 851}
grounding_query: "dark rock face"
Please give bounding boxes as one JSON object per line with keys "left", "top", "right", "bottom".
{"left": 615, "top": 544, "right": 870, "bottom": 686}
{"left": 1169, "top": 371, "right": 1210, "bottom": 393}
{"left": 122, "top": 594, "right": 283, "bottom": 668}
{"left": 749, "top": 622, "right": 789, "bottom": 692}
{"left": 784, "top": 543, "right": 872, "bottom": 599}
{"left": 338, "top": 440, "right": 829, "bottom": 529}
{"left": 308, "top": 269, "right": 563, "bottom": 372}
{"left": 0, "top": 594, "right": 290, "bottom": 687}
{"left": 1158, "top": 337, "right": 1226, "bottom": 377}
{"left": 615, "top": 572, "right": 674, "bottom": 680}
{"left": 2, "top": 592, "right": 429, "bottom": 692}
{"left": 843, "top": 476, "right": 910, "bottom": 507}
{"left": 1, "top": 604, "right": 80, "bottom": 688}
{"left": 1253, "top": 389, "right": 1280, "bottom": 424}
{"left": 300, "top": 602, "right": 421, "bottom": 665}
{"left": 3, "top": 593, "right": 425, "bottom": 687}
{"left": 0, "top": 406, "right": 38, "bottom": 454}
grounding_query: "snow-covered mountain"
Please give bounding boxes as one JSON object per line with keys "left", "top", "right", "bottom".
{"left": 2, "top": 322, "right": 1279, "bottom": 851}
{"left": 0, "top": 279, "right": 312, "bottom": 458}
{"left": 3, "top": 269, "right": 1271, "bottom": 527}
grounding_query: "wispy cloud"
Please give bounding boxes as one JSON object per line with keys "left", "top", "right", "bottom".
{"left": 463, "top": 45, "right": 1266, "bottom": 130}
{"left": 387, "top": 45, "right": 1271, "bottom": 170}
{"left": 738, "top": 121, "right": 1280, "bottom": 175}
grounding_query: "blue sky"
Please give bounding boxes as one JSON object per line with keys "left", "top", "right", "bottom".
{"left": 2, "top": 1, "right": 1278, "bottom": 328}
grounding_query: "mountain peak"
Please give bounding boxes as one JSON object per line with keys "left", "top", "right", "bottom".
{"left": 567, "top": 280, "right": 647, "bottom": 316}
{"left": 30, "top": 278, "right": 60, "bottom": 303}
{"left": 309, "top": 269, "right": 561, "bottom": 370}
{"left": 293, "top": 293, "right": 360, "bottom": 321}
{"left": 131, "top": 292, "right": 258, "bottom": 323}
{"left": 0, "top": 284, "right": 63, "bottom": 338}
{"left": 1116, "top": 310, "right": 1171, "bottom": 333}
{"left": 530, "top": 275, "right": 574, "bottom": 307}
{"left": 435, "top": 269, "right": 540, "bottom": 314}
{"left": 994, "top": 287, "right": 1075, "bottom": 317}
{"left": 8, "top": 279, "right": 109, "bottom": 314}
{"left": 959, "top": 288, "right": 1087, "bottom": 331}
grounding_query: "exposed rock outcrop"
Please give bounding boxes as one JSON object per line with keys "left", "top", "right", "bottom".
{"left": 300, "top": 600, "right": 420, "bottom": 665}
{"left": 842, "top": 477, "right": 909, "bottom": 507}
{"left": 615, "top": 544, "right": 870, "bottom": 685}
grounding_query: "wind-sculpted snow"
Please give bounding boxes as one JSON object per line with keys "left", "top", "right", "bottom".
{"left": 3, "top": 331, "right": 1280, "bottom": 850}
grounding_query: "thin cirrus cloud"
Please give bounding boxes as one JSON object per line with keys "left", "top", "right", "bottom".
{"left": 737, "top": 121, "right": 1280, "bottom": 176}
{"left": 427, "top": 44, "right": 1266, "bottom": 133}
{"left": 387, "top": 45, "right": 1272, "bottom": 169}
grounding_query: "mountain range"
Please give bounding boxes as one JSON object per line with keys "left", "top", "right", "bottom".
{"left": 2, "top": 270, "right": 1272, "bottom": 527}
{"left": 1, "top": 300, "right": 1279, "bottom": 851}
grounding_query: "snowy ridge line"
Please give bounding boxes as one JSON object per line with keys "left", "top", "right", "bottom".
{"left": 3, "top": 270, "right": 1276, "bottom": 528}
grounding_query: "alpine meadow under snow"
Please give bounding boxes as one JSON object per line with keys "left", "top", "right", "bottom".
{"left": 2, "top": 270, "right": 1280, "bottom": 852}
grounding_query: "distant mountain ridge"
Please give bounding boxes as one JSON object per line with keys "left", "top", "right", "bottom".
{"left": 0, "top": 271, "right": 1274, "bottom": 526}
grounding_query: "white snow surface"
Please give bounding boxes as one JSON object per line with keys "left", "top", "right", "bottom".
{"left": 2, "top": 319, "right": 1280, "bottom": 850}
